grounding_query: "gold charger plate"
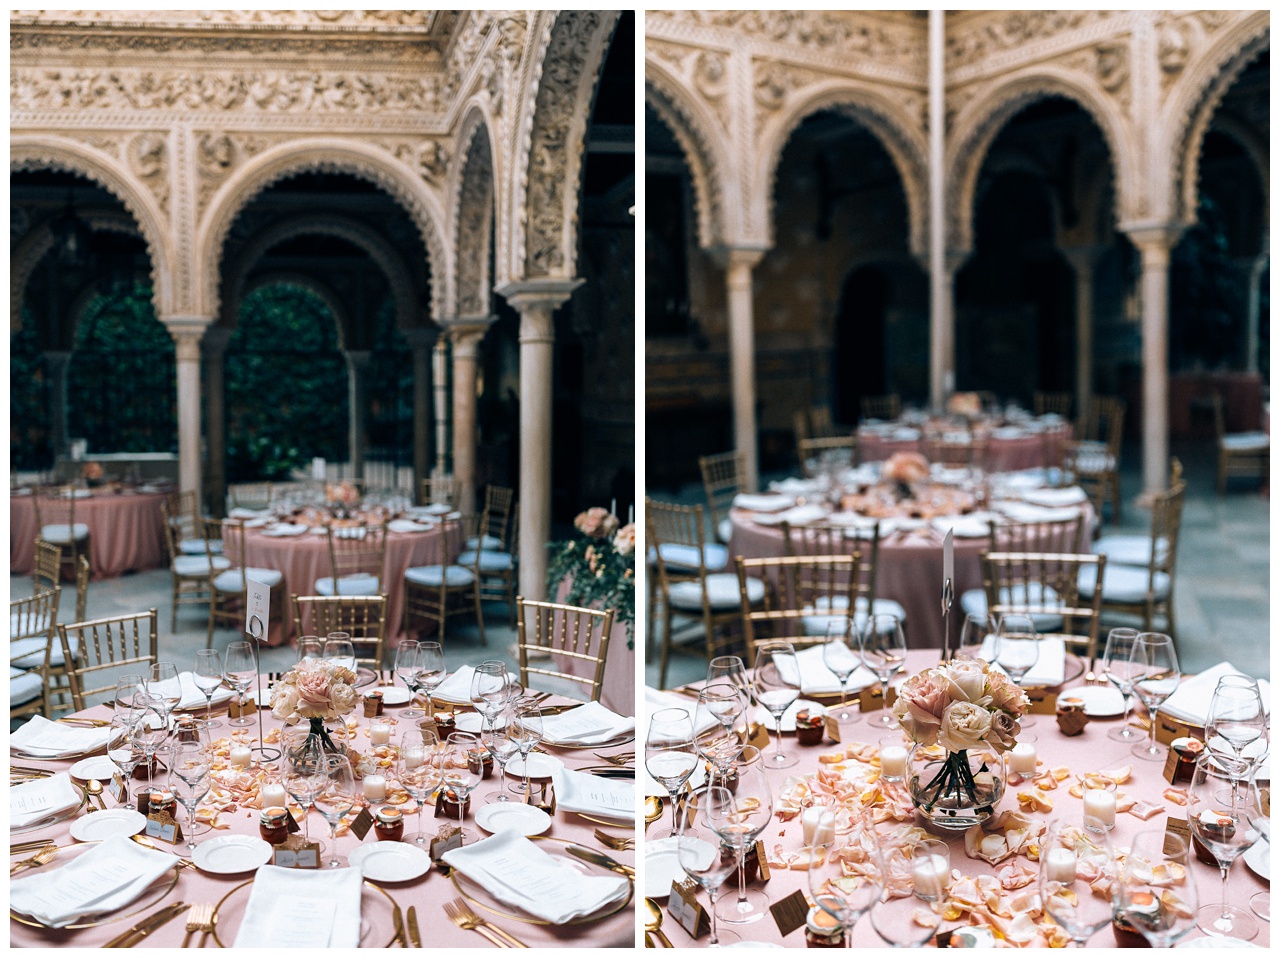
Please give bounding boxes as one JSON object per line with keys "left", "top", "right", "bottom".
{"left": 210, "top": 877, "right": 398, "bottom": 948}
{"left": 10, "top": 780, "right": 89, "bottom": 834}
{"left": 1019, "top": 652, "right": 1087, "bottom": 690}
{"left": 9, "top": 841, "right": 182, "bottom": 929}
{"left": 574, "top": 811, "right": 636, "bottom": 829}
{"left": 541, "top": 733, "right": 636, "bottom": 751}
{"left": 447, "top": 834, "right": 633, "bottom": 926}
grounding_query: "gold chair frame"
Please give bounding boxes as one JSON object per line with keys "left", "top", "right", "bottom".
{"left": 698, "top": 451, "right": 746, "bottom": 545}
{"left": 161, "top": 498, "right": 222, "bottom": 630}
{"left": 797, "top": 436, "right": 858, "bottom": 477}
{"left": 420, "top": 475, "right": 459, "bottom": 508}
{"left": 981, "top": 552, "right": 1106, "bottom": 663}
{"left": 228, "top": 482, "right": 273, "bottom": 510}
{"left": 736, "top": 554, "right": 861, "bottom": 667}
{"left": 1212, "top": 393, "right": 1269, "bottom": 494}
{"left": 58, "top": 609, "right": 159, "bottom": 712}
{"left": 33, "top": 485, "right": 92, "bottom": 581}
{"left": 403, "top": 514, "right": 485, "bottom": 646}
{"left": 320, "top": 520, "right": 389, "bottom": 595}
{"left": 293, "top": 594, "right": 389, "bottom": 671}
{"left": 516, "top": 597, "right": 615, "bottom": 703}
{"left": 34, "top": 538, "right": 62, "bottom": 592}
{"left": 10, "top": 587, "right": 62, "bottom": 719}
{"left": 860, "top": 394, "right": 901, "bottom": 422}
{"left": 1033, "top": 392, "right": 1073, "bottom": 418}
{"left": 1067, "top": 396, "right": 1126, "bottom": 523}
{"left": 1095, "top": 478, "right": 1186, "bottom": 642}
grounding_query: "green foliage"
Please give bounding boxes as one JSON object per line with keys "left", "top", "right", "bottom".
{"left": 10, "top": 313, "right": 51, "bottom": 470}
{"left": 1170, "top": 196, "right": 1248, "bottom": 371}
{"left": 546, "top": 512, "right": 636, "bottom": 648}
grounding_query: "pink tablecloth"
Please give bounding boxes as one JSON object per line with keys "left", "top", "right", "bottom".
{"left": 655, "top": 652, "right": 1270, "bottom": 948}
{"left": 9, "top": 689, "right": 635, "bottom": 948}
{"left": 10, "top": 491, "right": 167, "bottom": 579}
{"left": 551, "top": 577, "right": 636, "bottom": 716}
{"left": 859, "top": 425, "right": 1070, "bottom": 473}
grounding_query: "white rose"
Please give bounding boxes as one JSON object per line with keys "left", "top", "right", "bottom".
{"left": 271, "top": 685, "right": 300, "bottom": 724}
{"left": 937, "top": 701, "right": 993, "bottom": 753}
{"left": 943, "top": 660, "right": 989, "bottom": 705}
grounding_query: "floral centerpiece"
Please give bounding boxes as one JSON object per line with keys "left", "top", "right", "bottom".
{"left": 81, "top": 461, "right": 104, "bottom": 486}
{"left": 882, "top": 451, "right": 930, "bottom": 501}
{"left": 546, "top": 506, "right": 636, "bottom": 647}
{"left": 893, "top": 658, "right": 1029, "bottom": 830}
{"left": 946, "top": 391, "right": 983, "bottom": 418}
{"left": 271, "top": 660, "right": 359, "bottom": 755}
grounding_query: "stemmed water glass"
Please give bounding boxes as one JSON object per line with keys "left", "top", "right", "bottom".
{"left": 507, "top": 705, "right": 544, "bottom": 800}
{"left": 297, "top": 636, "right": 323, "bottom": 664}
{"left": 443, "top": 732, "right": 483, "bottom": 844}
{"left": 1190, "top": 756, "right": 1261, "bottom": 940}
{"left": 676, "top": 786, "right": 741, "bottom": 946}
{"left": 1245, "top": 764, "right": 1270, "bottom": 924}
{"left": 417, "top": 642, "right": 446, "bottom": 718}
{"left": 148, "top": 662, "right": 182, "bottom": 730}
{"left": 129, "top": 696, "right": 169, "bottom": 800}
{"left": 871, "top": 840, "right": 942, "bottom": 946}
{"left": 483, "top": 707, "right": 520, "bottom": 804}
{"left": 324, "top": 634, "right": 356, "bottom": 673}
{"left": 281, "top": 735, "right": 324, "bottom": 846}
{"left": 1206, "top": 676, "right": 1268, "bottom": 781}
{"left": 1129, "top": 632, "right": 1180, "bottom": 761}
{"left": 957, "top": 612, "right": 997, "bottom": 663}
{"left": 470, "top": 661, "right": 509, "bottom": 735}
{"left": 712, "top": 746, "right": 773, "bottom": 925}
{"left": 708, "top": 655, "right": 755, "bottom": 711}
{"left": 192, "top": 649, "right": 224, "bottom": 729}
{"left": 1037, "top": 820, "right": 1117, "bottom": 946}
{"left": 223, "top": 641, "right": 258, "bottom": 727}
{"left": 1100, "top": 628, "right": 1142, "bottom": 742}
{"left": 996, "top": 613, "right": 1040, "bottom": 727}
{"left": 694, "top": 683, "right": 748, "bottom": 788}
{"left": 859, "top": 615, "right": 906, "bottom": 730}
{"left": 395, "top": 640, "right": 424, "bottom": 719}
{"left": 106, "top": 713, "right": 144, "bottom": 810}
{"left": 822, "top": 621, "right": 861, "bottom": 724}
{"left": 807, "top": 812, "right": 882, "bottom": 940}
{"left": 113, "top": 674, "right": 146, "bottom": 721}
{"left": 1114, "top": 830, "right": 1198, "bottom": 947}
{"left": 753, "top": 642, "right": 801, "bottom": 768}
{"left": 313, "top": 755, "right": 356, "bottom": 867}
{"left": 168, "top": 741, "right": 211, "bottom": 854}
{"left": 396, "top": 730, "right": 439, "bottom": 846}
{"left": 645, "top": 707, "right": 698, "bottom": 840}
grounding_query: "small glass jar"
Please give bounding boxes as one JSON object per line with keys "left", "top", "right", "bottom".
{"left": 1112, "top": 913, "right": 1153, "bottom": 948}
{"left": 805, "top": 906, "right": 844, "bottom": 947}
{"left": 147, "top": 789, "right": 177, "bottom": 819}
{"left": 363, "top": 692, "right": 384, "bottom": 718}
{"left": 259, "top": 806, "right": 290, "bottom": 845}
{"left": 466, "top": 748, "right": 494, "bottom": 779}
{"left": 374, "top": 807, "right": 405, "bottom": 842}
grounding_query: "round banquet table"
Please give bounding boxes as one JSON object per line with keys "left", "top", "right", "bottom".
{"left": 10, "top": 490, "right": 168, "bottom": 579}
{"left": 652, "top": 653, "right": 1270, "bottom": 948}
{"left": 858, "top": 421, "right": 1070, "bottom": 473}
{"left": 243, "top": 525, "right": 452, "bottom": 648}
{"left": 9, "top": 686, "right": 636, "bottom": 948}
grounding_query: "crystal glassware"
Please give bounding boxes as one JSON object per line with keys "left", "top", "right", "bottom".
{"left": 997, "top": 613, "right": 1040, "bottom": 728}
{"left": 694, "top": 683, "right": 748, "bottom": 788}
{"left": 1037, "top": 820, "right": 1116, "bottom": 945}
{"left": 1129, "top": 632, "right": 1180, "bottom": 761}
{"left": 1190, "top": 756, "right": 1261, "bottom": 940}
{"left": 1100, "top": 627, "right": 1142, "bottom": 742}
{"left": 1206, "top": 676, "right": 1268, "bottom": 780}
{"left": 676, "top": 787, "right": 741, "bottom": 946}
{"left": 711, "top": 746, "right": 773, "bottom": 926}
{"left": 148, "top": 661, "right": 182, "bottom": 729}
{"left": 507, "top": 705, "right": 544, "bottom": 799}
{"left": 313, "top": 755, "right": 356, "bottom": 867}
{"left": 957, "top": 611, "right": 998, "bottom": 664}
{"left": 470, "top": 661, "right": 509, "bottom": 736}
{"left": 417, "top": 641, "right": 446, "bottom": 718}
{"left": 192, "top": 649, "right": 224, "bottom": 729}
{"left": 443, "top": 732, "right": 483, "bottom": 844}
{"left": 483, "top": 707, "right": 520, "bottom": 804}
{"left": 106, "top": 714, "right": 143, "bottom": 810}
{"left": 859, "top": 615, "right": 906, "bottom": 730}
{"left": 223, "top": 641, "right": 258, "bottom": 728}
{"left": 645, "top": 707, "right": 698, "bottom": 840}
{"left": 394, "top": 640, "right": 424, "bottom": 719}
{"left": 1115, "top": 830, "right": 1198, "bottom": 947}
{"left": 396, "top": 730, "right": 440, "bottom": 846}
{"left": 822, "top": 620, "right": 861, "bottom": 724}
{"left": 753, "top": 641, "right": 801, "bottom": 767}
{"left": 168, "top": 741, "right": 211, "bottom": 854}
{"left": 807, "top": 813, "right": 882, "bottom": 941}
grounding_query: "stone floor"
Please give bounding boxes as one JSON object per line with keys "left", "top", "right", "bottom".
{"left": 643, "top": 440, "right": 1271, "bottom": 689}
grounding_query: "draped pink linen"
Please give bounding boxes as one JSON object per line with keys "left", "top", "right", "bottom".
{"left": 10, "top": 491, "right": 167, "bottom": 579}
{"left": 858, "top": 426, "right": 1070, "bottom": 473}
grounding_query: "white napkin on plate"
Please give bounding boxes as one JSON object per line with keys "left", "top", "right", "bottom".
{"left": 11, "top": 714, "right": 115, "bottom": 758}
{"left": 243, "top": 516, "right": 272, "bottom": 528}
{"left": 145, "top": 671, "right": 236, "bottom": 711}
{"left": 430, "top": 664, "right": 477, "bottom": 705}
{"left": 1160, "top": 662, "right": 1271, "bottom": 725}
{"left": 229, "top": 507, "right": 267, "bottom": 519}
{"left": 540, "top": 701, "right": 635, "bottom": 745}
{"left": 931, "top": 515, "right": 992, "bottom": 538}
{"left": 233, "top": 864, "right": 364, "bottom": 948}
{"left": 733, "top": 493, "right": 795, "bottom": 513}
{"left": 413, "top": 503, "right": 453, "bottom": 516}
{"left": 387, "top": 518, "right": 433, "bottom": 534}
{"left": 550, "top": 766, "right": 635, "bottom": 819}
{"left": 774, "top": 504, "right": 829, "bottom": 527}
{"left": 443, "top": 832, "right": 631, "bottom": 924}
{"left": 1020, "top": 487, "right": 1088, "bottom": 507}
{"left": 778, "top": 643, "right": 877, "bottom": 696}
{"left": 981, "top": 636, "right": 1066, "bottom": 687}
{"left": 266, "top": 523, "right": 308, "bottom": 536}
{"left": 643, "top": 688, "right": 719, "bottom": 735}
{"left": 994, "top": 502, "right": 1082, "bottom": 524}
{"left": 10, "top": 834, "right": 175, "bottom": 928}
{"left": 769, "top": 477, "right": 821, "bottom": 494}
{"left": 10, "top": 771, "right": 82, "bottom": 828}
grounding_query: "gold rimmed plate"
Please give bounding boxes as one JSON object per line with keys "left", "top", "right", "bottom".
{"left": 210, "top": 877, "right": 399, "bottom": 948}
{"left": 10, "top": 780, "right": 89, "bottom": 834}
{"left": 1019, "top": 652, "right": 1087, "bottom": 690}
{"left": 541, "top": 733, "right": 636, "bottom": 751}
{"left": 573, "top": 811, "right": 636, "bottom": 829}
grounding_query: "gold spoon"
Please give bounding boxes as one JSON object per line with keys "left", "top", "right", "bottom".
{"left": 86, "top": 778, "right": 108, "bottom": 811}
{"left": 645, "top": 898, "right": 673, "bottom": 948}
{"left": 644, "top": 796, "right": 662, "bottom": 828}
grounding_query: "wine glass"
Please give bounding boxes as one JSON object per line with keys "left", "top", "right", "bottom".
{"left": 106, "top": 714, "right": 143, "bottom": 810}
{"left": 297, "top": 636, "right": 323, "bottom": 664}
{"left": 871, "top": 841, "right": 941, "bottom": 946}
{"left": 281, "top": 735, "right": 324, "bottom": 845}
{"left": 1038, "top": 820, "right": 1117, "bottom": 945}
{"left": 1129, "top": 632, "right": 1180, "bottom": 761}
{"left": 1114, "top": 830, "right": 1198, "bottom": 947}
{"left": 223, "top": 641, "right": 258, "bottom": 727}
{"left": 313, "top": 755, "right": 356, "bottom": 867}
{"left": 129, "top": 697, "right": 169, "bottom": 799}
{"left": 858, "top": 615, "right": 906, "bottom": 730}
{"left": 1100, "top": 628, "right": 1142, "bottom": 742}
{"left": 394, "top": 640, "right": 423, "bottom": 719}
{"left": 1206, "top": 677, "right": 1268, "bottom": 781}
{"left": 324, "top": 635, "right": 356, "bottom": 673}
{"left": 676, "top": 787, "right": 741, "bottom": 946}
{"left": 417, "top": 642, "right": 446, "bottom": 719}
{"left": 443, "top": 732, "right": 483, "bottom": 844}
{"left": 1245, "top": 764, "right": 1270, "bottom": 924}
{"left": 712, "top": 746, "right": 774, "bottom": 925}
{"left": 113, "top": 673, "right": 146, "bottom": 720}
{"left": 822, "top": 621, "right": 861, "bottom": 724}
{"left": 753, "top": 641, "right": 801, "bottom": 768}
{"left": 645, "top": 707, "right": 698, "bottom": 840}
{"left": 507, "top": 706, "right": 544, "bottom": 799}
{"left": 168, "top": 741, "right": 211, "bottom": 854}
{"left": 396, "top": 730, "right": 439, "bottom": 845}
{"left": 470, "top": 661, "right": 509, "bottom": 736}
{"left": 192, "top": 649, "right": 224, "bottom": 729}
{"left": 708, "top": 655, "right": 755, "bottom": 710}
{"left": 1190, "top": 756, "right": 1261, "bottom": 939}
{"left": 694, "top": 683, "right": 748, "bottom": 788}
{"left": 147, "top": 662, "right": 182, "bottom": 729}
{"left": 807, "top": 813, "right": 882, "bottom": 941}
{"left": 996, "top": 613, "right": 1040, "bottom": 728}
{"left": 483, "top": 707, "right": 521, "bottom": 804}
{"left": 957, "top": 612, "right": 998, "bottom": 664}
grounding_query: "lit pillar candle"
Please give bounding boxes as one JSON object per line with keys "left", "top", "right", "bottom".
{"left": 801, "top": 806, "right": 835, "bottom": 846}
{"left": 1009, "top": 742, "right": 1037, "bottom": 775}
{"left": 912, "top": 853, "right": 949, "bottom": 899}
{"left": 404, "top": 748, "right": 424, "bottom": 770}
{"left": 363, "top": 774, "right": 387, "bottom": 803}
{"left": 229, "top": 746, "right": 252, "bottom": 768}
{"left": 370, "top": 723, "right": 391, "bottom": 746}
{"left": 261, "top": 782, "right": 287, "bottom": 808}
{"left": 1083, "top": 788, "right": 1117, "bottom": 830}
{"left": 1045, "top": 846, "right": 1077, "bottom": 883}
{"left": 880, "top": 742, "right": 908, "bottom": 780}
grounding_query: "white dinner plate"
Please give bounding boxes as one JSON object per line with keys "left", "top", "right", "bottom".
{"left": 379, "top": 687, "right": 412, "bottom": 706}
{"left": 1243, "top": 838, "right": 1269, "bottom": 882}
{"left": 504, "top": 754, "right": 563, "bottom": 780}
{"left": 192, "top": 834, "right": 274, "bottom": 875}
{"left": 1059, "top": 685, "right": 1125, "bottom": 718}
{"left": 475, "top": 802, "right": 552, "bottom": 837}
{"left": 1176, "top": 938, "right": 1263, "bottom": 949}
{"left": 69, "top": 756, "right": 119, "bottom": 781}
{"left": 751, "top": 699, "right": 822, "bottom": 734}
{"left": 69, "top": 809, "right": 146, "bottom": 843}
{"left": 455, "top": 712, "right": 508, "bottom": 733}
{"left": 644, "top": 837, "right": 684, "bottom": 898}
{"left": 347, "top": 842, "right": 432, "bottom": 882}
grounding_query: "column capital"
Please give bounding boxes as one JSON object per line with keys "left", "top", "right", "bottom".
{"left": 160, "top": 315, "right": 213, "bottom": 363}
{"left": 1120, "top": 222, "right": 1186, "bottom": 263}
{"left": 709, "top": 245, "right": 768, "bottom": 272}
{"left": 494, "top": 278, "right": 582, "bottom": 314}
{"left": 446, "top": 317, "right": 495, "bottom": 358}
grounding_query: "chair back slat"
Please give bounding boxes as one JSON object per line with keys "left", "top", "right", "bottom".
{"left": 698, "top": 451, "right": 746, "bottom": 535}
{"left": 736, "top": 554, "right": 861, "bottom": 666}
{"left": 292, "top": 595, "right": 388, "bottom": 670}
{"left": 58, "top": 609, "right": 159, "bottom": 711}
{"left": 324, "top": 521, "right": 388, "bottom": 593}
{"left": 516, "top": 597, "right": 614, "bottom": 703}
{"left": 980, "top": 552, "right": 1105, "bottom": 661}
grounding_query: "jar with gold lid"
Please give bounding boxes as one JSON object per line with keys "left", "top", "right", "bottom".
{"left": 374, "top": 806, "right": 405, "bottom": 842}
{"left": 259, "top": 806, "right": 290, "bottom": 845}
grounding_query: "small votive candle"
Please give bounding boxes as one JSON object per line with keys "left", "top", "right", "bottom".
{"left": 1083, "top": 787, "right": 1117, "bottom": 830}
{"left": 370, "top": 722, "right": 391, "bottom": 746}
{"left": 363, "top": 774, "right": 387, "bottom": 803}
{"left": 229, "top": 745, "right": 253, "bottom": 768}
{"left": 1044, "top": 846, "right": 1077, "bottom": 883}
{"left": 1009, "top": 741, "right": 1037, "bottom": 775}
{"left": 260, "top": 782, "right": 287, "bottom": 808}
{"left": 879, "top": 737, "right": 908, "bottom": 781}
{"left": 801, "top": 806, "right": 835, "bottom": 846}
{"left": 911, "top": 840, "right": 950, "bottom": 901}
{"left": 404, "top": 749, "right": 424, "bottom": 770}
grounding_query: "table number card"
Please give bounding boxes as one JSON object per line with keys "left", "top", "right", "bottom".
{"left": 228, "top": 697, "right": 254, "bottom": 719}
{"left": 769, "top": 889, "right": 810, "bottom": 938}
{"left": 273, "top": 838, "right": 320, "bottom": 869}
{"left": 941, "top": 529, "right": 955, "bottom": 660}
{"left": 245, "top": 577, "right": 270, "bottom": 640}
{"left": 107, "top": 772, "right": 127, "bottom": 803}
{"left": 430, "top": 825, "right": 463, "bottom": 861}
{"left": 348, "top": 806, "right": 375, "bottom": 841}
{"left": 1164, "top": 817, "right": 1193, "bottom": 856}
{"left": 145, "top": 809, "right": 182, "bottom": 845}
{"left": 748, "top": 722, "right": 771, "bottom": 751}
{"left": 1024, "top": 689, "right": 1058, "bottom": 715}
{"left": 668, "top": 877, "right": 709, "bottom": 938}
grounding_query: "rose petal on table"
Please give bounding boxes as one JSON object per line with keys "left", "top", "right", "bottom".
{"left": 1016, "top": 790, "right": 1052, "bottom": 813}
{"left": 1114, "top": 792, "right": 1137, "bottom": 813}
{"left": 1033, "top": 772, "right": 1058, "bottom": 791}
{"left": 1129, "top": 799, "right": 1165, "bottom": 820}
{"left": 1163, "top": 787, "right": 1189, "bottom": 805}
{"left": 996, "top": 858, "right": 1036, "bottom": 890}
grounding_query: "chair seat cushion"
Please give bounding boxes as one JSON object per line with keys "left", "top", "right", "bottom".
{"left": 465, "top": 535, "right": 505, "bottom": 552}
{"left": 1078, "top": 565, "right": 1170, "bottom": 604}
{"left": 173, "top": 554, "right": 232, "bottom": 576}
{"left": 315, "top": 574, "right": 381, "bottom": 596}
{"left": 10, "top": 611, "right": 54, "bottom": 641}
{"left": 958, "top": 586, "right": 1065, "bottom": 632}
{"left": 652, "top": 543, "right": 729, "bottom": 573}
{"left": 10, "top": 667, "right": 43, "bottom": 706}
{"left": 179, "top": 538, "right": 223, "bottom": 555}
{"left": 668, "top": 574, "right": 765, "bottom": 612}
{"left": 801, "top": 596, "right": 909, "bottom": 636}
{"left": 213, "top": 568, "right": 283, "bottom": 592}
{"left": 1222, "top": 432, "right": 1270, "bottom": 451}
{"left": 717, "top": 517, "right": 733, "bottom": 544}
{"left": 458, "top": 550, "right": 515, "bottom": 572}
{"left": 1093, "top": 534, "right": 1169, "bottom": 567}
{"left": 1072, "top": 452, "right": 1115, "bottom": 475}
{"left": 405, "top": 565, "right": 476, "bottom": 588}
{"left": 41, "top": 523, "right": 90, "bottom": 544}
{"left": 10, "top": 635, "right": 80, "bottom": 669}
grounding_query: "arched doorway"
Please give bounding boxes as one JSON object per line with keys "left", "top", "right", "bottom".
{"left": 833, "top": 265, "right": 888, "bottom": 425}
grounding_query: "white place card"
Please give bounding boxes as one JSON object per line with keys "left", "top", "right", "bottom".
{"left": 246, "top": 577, "right": 270, "bottom": 640}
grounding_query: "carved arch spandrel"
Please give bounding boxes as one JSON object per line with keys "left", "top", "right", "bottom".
{"left": 11, "top": 136, "right": 175, "bottom": 317}
{"left": 196, "top": 138, "right": 452, "bottom": 324}
{"left": 450, "top": 106, "right": 498, "bottom": 318}
{"left": 946, "top": 67, "right": 1136, "bottom": 253}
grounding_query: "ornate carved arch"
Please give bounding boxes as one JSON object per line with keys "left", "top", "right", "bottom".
{"left": 197, "top": 138, "right": 451, "bottom": 323}
{"left": 756, "top": 82, "right": 929, "bottom": 259}
{"left": 240, "top": 271, "right": 351, "bottom": 350}
{"left": 11, "top": 136, "right": 174, "bottom": 316}
{"left": 451, "top": 106, "right": 497, "bottom": 317}
{"left": 947, "top": 68, "right": 1134, "bottom": 252}
{"left": 510, "top": 10, "right": 620, "bottom": 280}
{"left": 1166, "top": 17, "right": 1269, "bottom": 226}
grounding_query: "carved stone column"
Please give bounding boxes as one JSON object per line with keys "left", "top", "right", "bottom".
{"left": 43, "top": 351, "right": 71, "bottom": 458}
{"left": 1123, "top": 224, "right": 1184, "bottom": 492}
{"left": 447, "top": 319, "right": 494, "bottom": 515}
{"left": 201, "top": 327, "right": 233, "bottom": 516}
{"left": 345, "top": 350, "right": 372, "bottom": 481}
{"left": 1242, "top": 250, "right": 1268, "bottom": 374}
{"left": 433, "top": 337, "right": 451, "bottom": 479}
{"left": 1060, "top": 246, "right": 1100, "bottom": 415}
{"left": 402, "top": 328, "right": 438, "bottom": 503}
{"left": 162, "top": 317, "right": 211, "bottom": 503}
{"left": 713, "top": 247, "right": 767, "bottom": 492}
{"left": 928, "top": 8, "right": 953, "bottom": 411}
{"left": 497, "top": 279, "right": 581, "bottom": 601}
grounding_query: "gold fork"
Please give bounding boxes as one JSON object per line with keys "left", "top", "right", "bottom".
{"left": 197, "top": 906, "right": 218, "bottom": 947}
{"left": 10, "top": 845, "right": 57, "bottom": 875}
{"left": 593, "top": 751, "right": 634, "bottom": 766}
{"left": 181, "top": 903, "right": 211, "bottom": 948}
{"left": 594, "top": 828, "right": 635, "bottom": 850}
{"left": 444, "top": 899, "right": 511, "bottom": 948}
{"left": 448, "top": 897, "right": 528, "bottom": 948}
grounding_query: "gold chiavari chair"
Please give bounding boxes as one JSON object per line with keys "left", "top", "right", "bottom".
{"left": 699, "top": 451, "right": 747, "bottom": 545}
{"left": 515, "top": 597, "right": 615, "bottom": 703}
{"left": 797, "top": 436, "right": 858, "bottom": 478}
{"left": 165, "top": 490, "right": 218, "bottom": 555}
{"left": 736, "top": 555, "right": 861, "bottom": 666}
{"left": 1034, "top": 391, "right": 1073, "bottom": 418}
{"left": 982, "top": 552, "right": 1106, "bottom": 663}
{"left": 467, "top": 485, "right": 515, "bottom": 553}
{"left": 228, "top": 482, "right": 273, "bottom": 510}
{"left": 1211, "top": 393, "right": 1269, "bottom": 494}
{"left": 33, "top": 485, "right": 91, "bottom": 581}
{"left": 921, "top": 429, "right": 989, "bottom": 471}
{"left": 74, "top": 554, "right": 91, "bottom": 625}
{"left": 58, "top": 609, "right": 159, "bottom": 712}
{"left": 459, "top": 502, "right": 518, "bottom": 627}
{"left": 860, "top": 393, "right": 901, "bottom": 423}
{"left": 421, "top": 475, "right": 459, "bottom": 509}
{"left": 403, "top": 514, "right": 485, "bottom": 645}
{"left": 781, "top": 520, "right": 906, "bottom": 635}
{"left": 33, "top": 538, "right": 62, "bottom": 592}
{"left": 10, "top": 587, "right": 62, "bottom": 718}
{"left": 809, "top": 406, "right": 838, "bottom": 439}
{"left": 161, "top": 499, "right": 230, "bottom": 630}
{"left": 293, "top": 594, "right": 388, "bottom": 671}
{"left": 205, "top": 518, "right": 286, "bottom": 649}
{"left": 316, "top": 521, "right": 388, "bottom": 596}
{"left": 1066, "top": 397, "right": 1125, "bottom": 523}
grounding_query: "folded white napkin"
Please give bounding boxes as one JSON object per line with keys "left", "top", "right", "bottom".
{"left": 733, "top": 493, "right": 795, "bottom": 513}
{"left": 839, "top": 465, "right": 881, "bottom": 486}
{"left": 233, "top": 864, "right": 364, "bottom": 948}
{"left": 430, "top": 664, "right": 477, "bottom": 705}
{"left": 266, "top": 522, "right": 308, "bottom": 536}
{"left": 774, "top": 504, "right": 829, "bottom": 527}
{"left": 550, "top": 765, "right": 635, "bottom": 819}
{"left": 413, "top": 503, "right": 453, "bottom": 516}
{"left": 779, "top": 643, "right": 877, "bottom": 696}
{"left": 931, "top": 515, "right": 992, "bottom": 538}
{"left": 541, "top": 701, "right": 636, "bottom": 745}
{"left": 10, "top": 714, "right": 115, "bottom": 758}
{"left": 892, "top": 427, "right": 921, "bottom": 441}
{"left": 443, "top": 832, "right": 630, "bottom": 924}
{"left": 1160, "top": 662, "right": 1271, "bottom": 725}
{"left": 930, "top": 466, "right": 971, "bottom": 485}
{"left": 243, "top": 517, "right": 272, "bottom": 528}
{"left": 229, "top": 507, "right": 267, "bottom": 519}
{"left": 991, "top": 426, "right": 1025, "bottom": 440}
{"left": 981, "top": 636, "right": 1066, "bottom": 687}
{"left": 1021, "top": 487, "right": 1088, "bottom": 507}
{"left": 387, "top": 518, "right": 433, "bottom": 533}
{"left": 994, "top": 502, "right": 1082, "bottom": 524}
{"left": 769, "top": 477, "right": 821, "bottom": 494}
{"left": 643, "top": 688, "right": 719, "bottom": 735}
{"left": 10, "top": 834, "right": 175, "bottom": 928}
{"left": 1001, "top": 470, "right": 1048, "bottom": 491}
{"left": 146, "top": 672, "right": 236, "bottom": 711}
{"left": 10, "top": 771, "right": 82, "bottom": 828}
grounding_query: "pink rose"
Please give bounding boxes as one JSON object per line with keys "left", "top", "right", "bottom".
{"left": 983, "top": 711, "right": 1021, "bottom": 752}
{"left": 295, "top": 670, "right": 333, "bottom": 718}
{"left": 892, "top": 670, "right": 951, "bottom": 745}
{"left": 985, "top": 670, "right": 1030, "bottom": 718}
{"left": 882, "top": 452, "right": 930, "bottom": 484}
{"left": 613, "top": 523, "right": 636, "bottom": 557}
{"left": 943, "top": 659, "right": 989, "bottom": 705}
{"left": 574, "top": 507, "right": 620, "bottom": 539}
{"left": 937, "top": 701, "right": 992, "bottom": 752}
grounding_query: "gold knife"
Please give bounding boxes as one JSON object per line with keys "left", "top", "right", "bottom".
{"left": 391, "top": 904, "right": 406, "bottom": 947}
{"left": 406, "top": 906, "right": 422, "bottom": 948}
{"left": 565, "top": 845, "right": 635, "bottom": 878}
{"left": 103, "top": 901, "right": 187, "bottom": 948}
